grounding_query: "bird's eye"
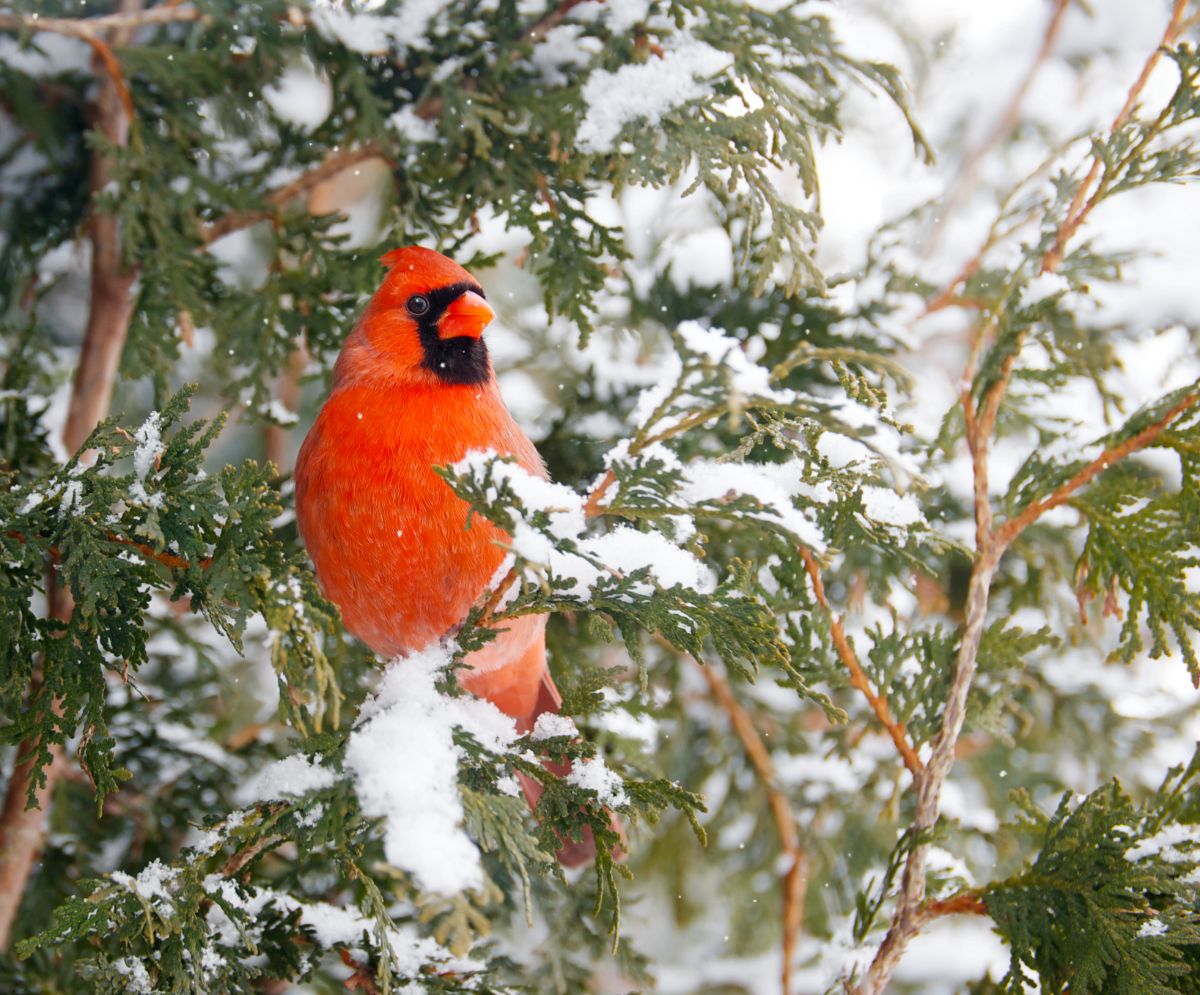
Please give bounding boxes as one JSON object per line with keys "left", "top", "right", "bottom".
{"left": 407, "top": 294, "right": 431, "bottom": 316}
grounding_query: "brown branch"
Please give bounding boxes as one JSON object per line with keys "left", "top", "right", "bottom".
{"left": 689, "top": 652, "right": 807, "bottom": 995}
{"left": 0, "top": 5, "right": 204, "bottom": 39}
{"left": 81, "top": 35, "right": 135, "bottom": 120}
{"left": 855, "top": 9, "right": 1196, "bottom": 986}
{"left": 582, "top": 469, "right": 616, "bottom": 518}
{"left": 0, "top": 2, "right": 144, "bottom": 951}
{"left": 994, "top": 387, "right": 1200, "bottom": 550}
{"left": 922, "top": 891, "right": 988, "bottom": 921}
{"left": 5, "top": 529, "right": 212, "bottom": 572}
{"left": 264, "top": 344, "right": 309, "bottom": 472}
{"left": 800, "top": 548, "right": 924, "bottom": 779}
{"left": 198, "top": 142, "right": 384, "bottom": 245}
{"left": 520, "top": 0, "right": 598, "bottom": 44}
{"left": 1040, "top": 0, "right": 1190, "bottom": 273}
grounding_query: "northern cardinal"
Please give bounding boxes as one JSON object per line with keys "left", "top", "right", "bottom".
{"left": 294, "top": 246, "right": 600, "bottom": 863}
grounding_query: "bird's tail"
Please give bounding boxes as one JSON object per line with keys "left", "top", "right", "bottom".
{"left": 514, "top": 669, "right": 626, "bottom": 868}
{"left": 461, "top": 637, "right": 623, "bottom": 867}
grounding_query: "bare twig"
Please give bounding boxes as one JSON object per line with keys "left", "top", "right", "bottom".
{"left": 0, "top": 578, "right": 70, "bottom": 951}
{"left": 0, "top": 1, "right": 143, "bottom": 951}
{"left": 520, "top": 0, "right": 597, "bottom": 43}
{"left": 927, "top": 0, "right": 1071, "bottom": 252}
{"left": 0, "top": 5, "right": 204, "bottom": 39}
{"left": 689, "top": 652, "right": 807, "bottom": 995}
{"left": 921, "top": 891, "right": 988, "bottom": 921}
{"left": 1040, "top": 0, "right": 1190, "bottom": 273}
{"left": 198, "top": 142, "right": 384, "bottom": 245}
{"left": 994, "top": 387, "right": 1200, "bottom": 550}
{"left": 6, "top": 529, "right": 212, "bottom": 572}
{"left": 264, "top": 344, "right": 309, "bottom": 472}
{"left": 800, "top": 548, "right": 924, "bottom": 779}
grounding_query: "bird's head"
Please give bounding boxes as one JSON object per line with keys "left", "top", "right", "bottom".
{"left": 336, "top": 246, "right": 496, "bottom": 388}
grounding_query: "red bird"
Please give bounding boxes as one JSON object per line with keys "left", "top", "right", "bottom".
{"left": 295, "top": 246, "right": 556, "bottom": 724}
{"left": 295, "top": 247, "right": 603, "bottom": 862}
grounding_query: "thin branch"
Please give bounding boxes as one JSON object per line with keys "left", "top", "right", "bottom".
{"left": 1040, "top": 0, "right": 1190, "bottom": 273}
{"left": 800, "top": 548, "right": 924, "bottom": 778}
{"left": 5, "top": 529, "right": 212, "bottom": 572}
{"left": 689, "top": 651, "right": 807, "bottom": 995}
{"left": 926, "top": 0, "right": 1071, "bottom": 253}
{"left": 0, "top": 5, "right": 204, "bottom": 39}
{"left": 0, "top": 2, "right": 144, "bottom": 950}
{"left": 921, "top": 891, "right": 988, "bottom": 921}
{"left": 520, "top": 0, "right": 597, "bottom": 43}
{"left": 994, "top": 387, "right": 1200, "bottom": 550}
{"left": 198, "top": 142, "right": 384, "bottom": 245}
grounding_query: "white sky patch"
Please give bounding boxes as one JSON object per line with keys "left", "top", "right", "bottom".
{"left": 576, "top": 39, "right": 733, "bottom": 153}
{"left": 566, "top": 756, "right": 628, "bottom": 806}
{"left": 345, "top": 645, "right": 517, "bottom": 895}
{"left": 236, "top": 755, "right": 336, "bottom": 804}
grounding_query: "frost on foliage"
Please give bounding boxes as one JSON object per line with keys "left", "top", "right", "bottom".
{"left": 345, "top": 645, "right": 517, "bottom": 895}
{"left": 129, "top": 408, "right": 165, "bottom": 507}
{"left": 576, "top": 40, "right": 733, "bottom": 153}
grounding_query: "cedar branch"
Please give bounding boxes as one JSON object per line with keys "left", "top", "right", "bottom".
{"left": 0, "top": 1, "right": 144, "bottom": 951}
{"left": 855, "top": 5, "right": 1195, "bottom": 990}
{"left": 198, "top": 142, "right": 385, "bottom": 245}
{"left": 994, "top": 387, "right": 1200, "bottom": 551}
{"left": 800, "top": 547, "right": 924, "bottom": 778}
{"left": 689, "top": 651, "right": 807, "bottom": 995}
{"left": 1040, "top": 0, "right": 1190, "bottom": 273}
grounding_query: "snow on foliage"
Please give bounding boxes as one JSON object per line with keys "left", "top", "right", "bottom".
{"left": 566, "top": 756, "right": 629, "bottom": 807}
{"left": 344, "top": 645, "right": 517, "bottom": 895}
{"left": 576, "top": 40, "right": 733, "bottom": 153}
{"left": 236, "top": 754, "right": 336, "bottom": 804}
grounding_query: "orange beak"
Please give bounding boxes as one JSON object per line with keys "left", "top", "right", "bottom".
{"left": 437, "top": 290, "right": 494, "bottom": 340}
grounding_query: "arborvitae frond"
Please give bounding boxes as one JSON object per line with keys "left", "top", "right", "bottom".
{"left": 987, "top": 764, "right": 1200, "bottom": 995}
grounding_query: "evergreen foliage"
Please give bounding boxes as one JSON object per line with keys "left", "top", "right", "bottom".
{"left": 2, "top": 1, "right": 1200, "bottom": 993}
